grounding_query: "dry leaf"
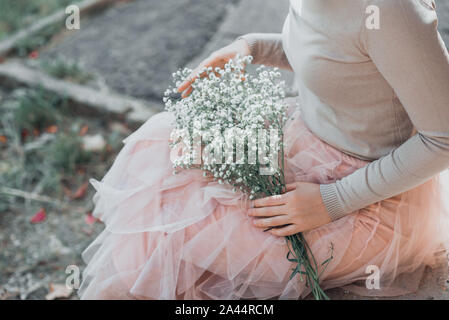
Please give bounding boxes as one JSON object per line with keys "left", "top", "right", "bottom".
{"left": 45, "top": 125, "right": 58, "bottom": 134}
{"left": 71, "top": 182, "right": 89, "bottom": 200}
{"left": 0, "top": 135, "right": 7, "bottom": 144}
{"left": 79, "top": 125, "right": 89, "bottom": 136}
{"left": 45, "top": 283, "right": 73, "bottom": 300}
{"left": 62, "top": 185, "right": 72, "bottom": 198}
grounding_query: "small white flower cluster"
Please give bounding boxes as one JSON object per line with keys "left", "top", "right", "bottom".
{"left": 164, "top": 55, "right": 288, "bottom": 199}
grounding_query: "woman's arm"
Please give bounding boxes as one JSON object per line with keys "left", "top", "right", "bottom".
{"left": 249, "top": 0, "right": 449, "bottom": 236}
{"left": 321, "top": 0, "right": 449, "bottom": 220}
{"left": 177, "top": 38, "right": 251, "bottom": 97}
{"left": 237, "top": 33, "right": 293, "bottom": 71}
{"left": 178, "top": 32, "right": 293, "bottom": 97}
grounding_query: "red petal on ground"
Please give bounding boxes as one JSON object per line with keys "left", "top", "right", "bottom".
{"left": 29, "top": 51, "right": 39, "bottom": 59}
{"left": 85, "top": 213, "right": 97, "bottom": 225}
{"left": 71, "top": 182, "right": 89, "bottom": 200}
{"left": 45, "top": 125, "right": 58, "bottom": 134}
{"left": 21, "top": 129, "right": 29, "bottom": 140}
{"left": 30, "top": 208, "right": 46, "bottom": 224}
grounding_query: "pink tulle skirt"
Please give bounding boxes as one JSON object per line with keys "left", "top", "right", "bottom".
{"left": 79, "top": 98, "right": 449, "bottom": 299}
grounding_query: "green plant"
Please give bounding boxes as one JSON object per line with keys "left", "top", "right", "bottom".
{"left": 13, "top": 88, "right": 67, "bottom": 133}
{"left": 41, "top": 60, "right": 93, "bottom": 85}
{"left": 13, "top": 23, "right": 60, "bottom": 57}
{"left": 45, "top": 133, "right": 91, "bottom": 173}
{"left": 0, "top": 86, "right": 123, "bottom": 214}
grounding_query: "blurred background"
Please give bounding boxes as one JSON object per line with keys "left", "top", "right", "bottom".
{"left": 0, "top": 0, "right": 448, "bottom": 300}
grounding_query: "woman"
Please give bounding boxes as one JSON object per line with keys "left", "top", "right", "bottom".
{"left": 79, "top": 0, "right": 449, "bottom": 299}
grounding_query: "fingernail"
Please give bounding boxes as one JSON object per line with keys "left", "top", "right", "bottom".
{"left": 178, "top": 84, "right": 187, "bottom": 93}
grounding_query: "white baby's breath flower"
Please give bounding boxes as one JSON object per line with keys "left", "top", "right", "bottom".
{"left": 165, "top": 54, "right": 288, "bottom": 196}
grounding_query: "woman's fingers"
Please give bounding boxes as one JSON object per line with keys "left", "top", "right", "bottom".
{"left": 248, "top": 205, "right": 286, "bottom": 217}
{"left": 252, "top": 194, "right": 287, "bottom": 208}
{"left": 177, "top": 55, "right": 217, "bottom": 93}
{"left": 285, "top": 183, "right": 297, "bottom": 192}
{"left": 181, "top": 86, "right": 193, "bottom": 98}
{"left": 252, "top": 215, "right": 290, "bottom": 229}
{"left": 177, "top": 71, "right": 198, "bottom": 94}
{"left": 178, "top": 63, "right": 206, "bottom": 92}
{"left": 268, "top": 224, "right": 298, "bottom": 237}
{"left": 177, "top": 78, "right": 193, "bottom": 93}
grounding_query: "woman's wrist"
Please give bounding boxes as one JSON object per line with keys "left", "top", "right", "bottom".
{"left": 235, "top": 35, "right": 258, "bottom": 60}
{"left": 319, "top": 183, "right": 347, "bottom": 221}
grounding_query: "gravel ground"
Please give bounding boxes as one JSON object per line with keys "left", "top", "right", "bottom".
{"left": 42, "top": 0, "right": 240, "bottom": 106}
{"left": 0, "top": 202, "right": 104, "bottom": 300}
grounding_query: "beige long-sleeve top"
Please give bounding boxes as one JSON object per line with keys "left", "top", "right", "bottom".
{"left": 239, "top": 0, "right": 449, "bottom": 221}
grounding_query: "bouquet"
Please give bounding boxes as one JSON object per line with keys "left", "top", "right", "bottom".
{"left": 164, "top": 55, "right": 331, "bottom": 300}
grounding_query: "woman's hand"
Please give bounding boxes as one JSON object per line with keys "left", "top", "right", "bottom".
{"left": 248, "top": 182, "right": 332, "bottom": 236}
{"left": 177, "top": 39, "right": 251, "bottom": 98}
